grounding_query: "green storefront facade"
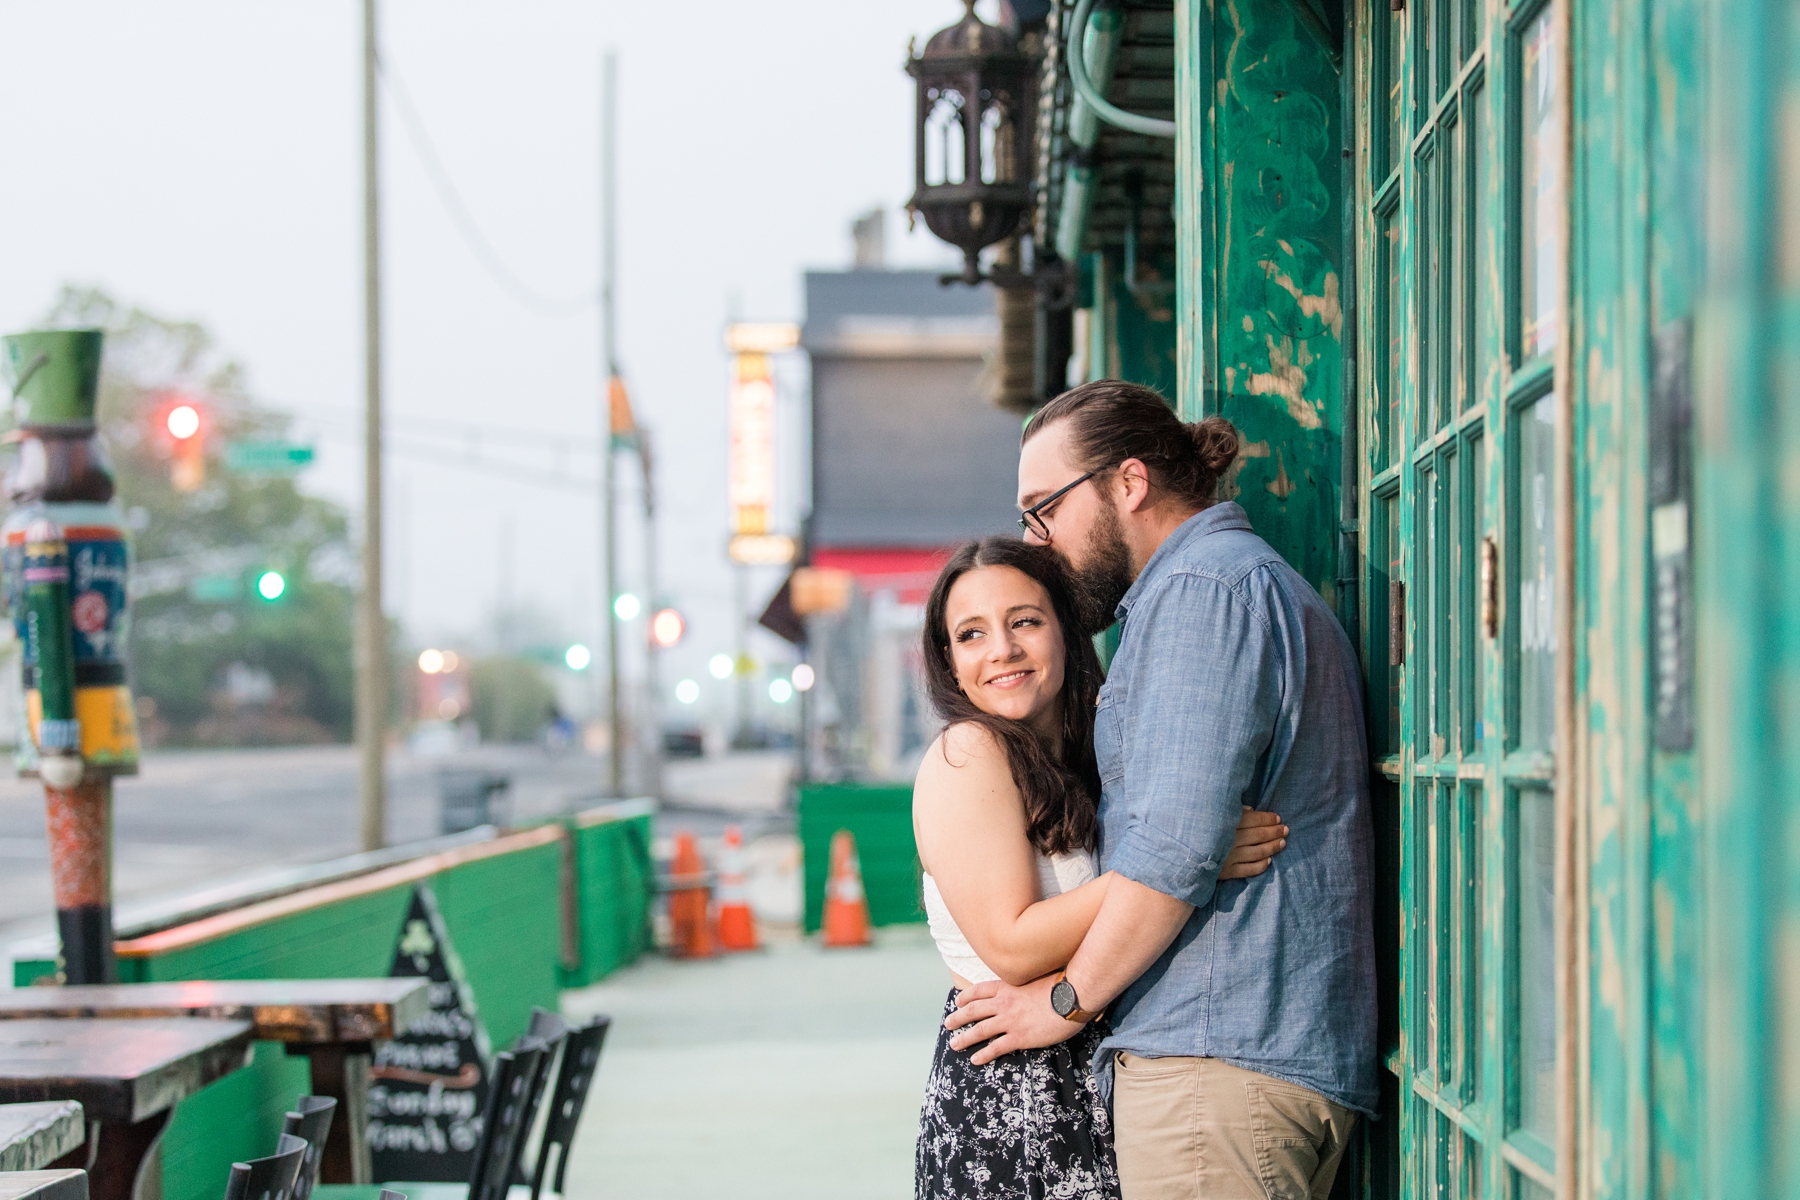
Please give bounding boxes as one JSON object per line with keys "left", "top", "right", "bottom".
{"left": 992, "top": 0, "right": 1799, "bottom": 1195}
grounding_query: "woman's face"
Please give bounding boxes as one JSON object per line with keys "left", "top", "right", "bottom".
{"left": 943, "top": 564, "right": 1067, "bottom": 734}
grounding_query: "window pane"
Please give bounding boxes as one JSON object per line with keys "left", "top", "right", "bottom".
{"left": 1472, "top": 84, "right": 1492, "bottom": 390}
{"left": 1519, "top": 4, "right": 1562, "bottom": 359}
{"left": 1517, "top": 788, "right": 1557, "bottom": 1141}
{"left": 1459, "top": 783, "right": 1482, "bottom": 1099}
{"left": 1386, "top": 495, "right": 1403, "bottom": 751}
{"left": 1474, "top": 437, "right": 1488, "bottom": 748}
{"left": 1515, "top": 1172, "right": 1555, "bottom": 1200}
{"left": 1418, "top": 157, "right": 1435, "bottom": 440}
{"left": 1517, "top": 393, "right": 1557, "bottom": 751}
{"left": 1437, "top": 132, "right": 1456, "bottom": 428}
{"left": 1386, "top": 1, "right": 1408, "bottom": 175}
{"left": 1416, "top": 466, "right": 1435, "bottom": 756}
{"left": 1387, "top": 214, "right": 1405, "bottom": 464}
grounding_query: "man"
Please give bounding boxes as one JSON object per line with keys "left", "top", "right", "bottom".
{"left": 944, "top": 381, "right": 1377, "bottom": 1199}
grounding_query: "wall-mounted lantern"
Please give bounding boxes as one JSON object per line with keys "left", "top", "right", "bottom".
{"left": 906, "top": 1, "right": 1033, "bottom": 285}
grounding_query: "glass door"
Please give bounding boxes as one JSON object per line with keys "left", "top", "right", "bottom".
{"left": 1359, "top": 0, "right": 1568, "bottom": 1191}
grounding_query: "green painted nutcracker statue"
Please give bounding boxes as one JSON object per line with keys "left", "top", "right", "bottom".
{"left": 2, "top": 329, "right": 141, "bottom": 985}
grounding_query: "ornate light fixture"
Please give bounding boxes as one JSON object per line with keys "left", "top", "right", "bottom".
{"left": 905, "top": 1, "right": 1033, "bottom": 285}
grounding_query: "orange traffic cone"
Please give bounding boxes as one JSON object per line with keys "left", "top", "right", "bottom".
{"left": 667, "top": 831, "right": 714, "bottom": 958}
{"left": 822, "top": 829, "right": 872, "bottom": 948}
{"left": 715, "top": 825, "right": 760, "bottom": 951}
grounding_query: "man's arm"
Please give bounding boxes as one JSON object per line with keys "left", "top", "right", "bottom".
{"left": 945, "top": 877, "right": 1189, "bottom": 1064}
{"left": 943, "top": 572, "right": 1282, "bottom": 1063}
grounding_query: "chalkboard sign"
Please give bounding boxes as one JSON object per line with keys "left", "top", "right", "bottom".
{"left": 368, "top": 885, "right": 493, "bottom": 1182}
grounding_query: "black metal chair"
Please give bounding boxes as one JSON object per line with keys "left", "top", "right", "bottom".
{"left": 464, "top": 1046, "right": 547, "bottom": 1200}
{"left": 526, "top": 1015, "right": 611, "bottom": 1200}
{"left": 280, "top": 1095, "right": 337, "bottom": 1200}
{"left": 502, "top": 1008, "right": 570, "bottom": 1192}
{"left": 223, "top": 1132, "right": 309, "bottom": 1200}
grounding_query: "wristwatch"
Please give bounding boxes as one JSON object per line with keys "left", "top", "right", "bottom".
{"left": 1050, "top": 971, "right": 1100, "bottom": 1024}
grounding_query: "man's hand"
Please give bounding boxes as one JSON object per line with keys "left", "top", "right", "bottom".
{"left": 943, "top": 976, "right": 1083, "bottom": 1065}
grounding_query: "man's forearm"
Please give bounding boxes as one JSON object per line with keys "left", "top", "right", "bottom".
{"left": 1065, "top": 875, "right": 1193, "bottom": 1009}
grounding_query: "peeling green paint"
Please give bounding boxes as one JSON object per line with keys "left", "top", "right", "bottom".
{"left": 1177, "top": 0, "right": 1344, "bottom": 598}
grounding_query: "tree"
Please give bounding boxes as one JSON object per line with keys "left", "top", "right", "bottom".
{"left": 31, "top": 287, "right": 359, "bottom": 744}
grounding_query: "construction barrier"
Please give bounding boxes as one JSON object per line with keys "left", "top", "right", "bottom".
{"left": 797, "top": 783, "right": 924, "bottom": 934}
{"left": 5, "top": 800, "right": 655, "bottom": 1200}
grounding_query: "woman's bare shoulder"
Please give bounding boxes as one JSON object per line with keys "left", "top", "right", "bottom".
{"left": 915, "top": 721, "right": 1016, "bottom": 796}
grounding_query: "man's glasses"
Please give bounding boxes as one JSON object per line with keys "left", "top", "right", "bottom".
{"left": 1018, "top": 470, "right": 1096, "bottom": 541}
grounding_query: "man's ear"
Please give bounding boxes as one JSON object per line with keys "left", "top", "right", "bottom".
{"left": 1116, "top": 458, "right": 1153, "bottom": 513}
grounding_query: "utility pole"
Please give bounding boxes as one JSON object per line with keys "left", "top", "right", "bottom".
{"left": 356, "top": 0, "right": 388, "bottom": 851}
{"left": 640, "top": 431, "right": 664, "bottom": 798}
{"left": 600, "top": 51, "right": 624, "bottom": 797}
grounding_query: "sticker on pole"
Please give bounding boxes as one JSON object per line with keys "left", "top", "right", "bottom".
{"left": 368, "top": 885, "right": 493, "bottom": 1182}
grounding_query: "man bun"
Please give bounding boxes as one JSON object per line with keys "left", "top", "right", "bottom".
{"left": 1188, "top": 416, "right": 1240, "bottom": 475}
{"left": 1023, "top": 380, "right": 1240, "bottom": 510}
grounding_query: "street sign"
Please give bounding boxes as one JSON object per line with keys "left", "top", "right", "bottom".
{"left": 226, "top": 440, "right": 315, "bottom": 475}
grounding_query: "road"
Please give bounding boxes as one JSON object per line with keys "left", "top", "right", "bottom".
{"left": 0, "top": 744, "right": 800, "bottom": 944}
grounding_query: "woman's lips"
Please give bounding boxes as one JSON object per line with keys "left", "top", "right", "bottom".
{"left": 985, "top": 669, "right": 1033, "bottom": 690}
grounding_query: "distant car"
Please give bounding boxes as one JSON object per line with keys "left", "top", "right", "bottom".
{"left": 662, "top": 726, "right": 706, "bottom": 758}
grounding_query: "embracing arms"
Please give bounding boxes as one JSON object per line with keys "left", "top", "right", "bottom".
{"left": 914, "top": 722, "right": 1287, "bottom": 988}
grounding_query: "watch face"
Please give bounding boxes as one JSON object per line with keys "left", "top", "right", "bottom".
{"left": 1051, "top": 978, "right": 1077, "bottom": 1018}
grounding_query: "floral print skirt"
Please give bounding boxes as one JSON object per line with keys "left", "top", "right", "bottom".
{"left": 915, "top": 989, "right": 1121, "bottom": 1200}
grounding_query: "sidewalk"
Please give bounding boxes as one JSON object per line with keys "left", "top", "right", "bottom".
{"left": 559, "top": 924, "right": 947, "bottom": 1199}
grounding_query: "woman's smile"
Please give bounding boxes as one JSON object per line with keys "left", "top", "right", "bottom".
{"left": 984, "top": 668, "right": 1035, "bottom": 690}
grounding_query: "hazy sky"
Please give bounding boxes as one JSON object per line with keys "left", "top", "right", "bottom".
{"left": 0, "top": 1, "right": 975, "bottom": 723}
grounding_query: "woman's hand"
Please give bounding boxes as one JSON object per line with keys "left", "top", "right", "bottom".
{"left": 1218, "top": 806, "right": 1289, "bottom": 880}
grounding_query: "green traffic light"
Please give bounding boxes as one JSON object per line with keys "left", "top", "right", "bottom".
{"left": 256, "top": 570, "right": 286, "bottom": 601}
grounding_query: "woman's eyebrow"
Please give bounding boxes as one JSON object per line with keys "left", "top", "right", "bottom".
{"left": 1004, "top": 604, "right": 1046, "bottom": 617}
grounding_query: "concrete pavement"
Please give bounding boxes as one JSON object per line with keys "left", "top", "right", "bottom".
{"left": 559, "top": 925, "right": 947, "bottom": 1199}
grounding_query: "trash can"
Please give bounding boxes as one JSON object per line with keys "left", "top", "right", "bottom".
{"left": 438, "top": 768, "right": 511, "bottom": 834}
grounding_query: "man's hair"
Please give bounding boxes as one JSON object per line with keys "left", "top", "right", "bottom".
{"left": 1022, "top": 379, "right": 1240, "bottom": 510}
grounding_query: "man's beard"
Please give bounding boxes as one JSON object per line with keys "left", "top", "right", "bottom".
{"left": 1066, "top": 500, "right": 1135, "bottom": 635}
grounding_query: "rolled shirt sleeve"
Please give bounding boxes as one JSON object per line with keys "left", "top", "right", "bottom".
{"left": 1104, "top": 571, "right": 1282, "bottom": 909}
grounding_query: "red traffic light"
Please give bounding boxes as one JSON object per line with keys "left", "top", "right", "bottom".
{"left": 649, "top": 607, "right": 685, "bottom": 648}
{"left": 166, "top": 404, "right": 201, "bottom": 440}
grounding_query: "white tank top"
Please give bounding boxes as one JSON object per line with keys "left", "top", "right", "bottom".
{"left": 921, "top": 849, "right": 1098, "bottom": 984}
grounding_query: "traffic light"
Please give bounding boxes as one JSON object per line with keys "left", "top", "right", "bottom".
{"left": 156, "top": 395, "right": 206, "bottom": 492}
{"left": 650, "top": 607, "right": 685, "bottom": 648}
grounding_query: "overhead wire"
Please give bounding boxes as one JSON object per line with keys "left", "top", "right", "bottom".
{"left": 376, "top": 51, "right": 598, "bottom": 316}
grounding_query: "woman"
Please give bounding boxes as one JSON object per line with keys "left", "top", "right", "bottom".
{"left": 911, "top": 537, "right": 1288, "bottom": 1200}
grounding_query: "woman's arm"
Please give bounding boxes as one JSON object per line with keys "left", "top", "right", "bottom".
{"left": 915, "top": 724, "right": 1105, "bottom": 986}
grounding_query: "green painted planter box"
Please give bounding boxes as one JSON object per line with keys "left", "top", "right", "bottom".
{"left": 798, "top": 783, "right": 924, "bottom": 934}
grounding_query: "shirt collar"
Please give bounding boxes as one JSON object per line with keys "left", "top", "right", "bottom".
{"left": 1116, "top": 501, "right": 1253, "bottom": 620}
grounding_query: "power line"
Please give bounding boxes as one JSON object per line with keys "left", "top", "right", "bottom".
{"left": 377, "top": 51, "right": 598, "bottom": 317}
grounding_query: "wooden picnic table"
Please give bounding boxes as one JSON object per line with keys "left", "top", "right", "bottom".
{"left": 0, "top": 980, "right": 429, "bottom": 1186}
{"left": 0, "top": 1103, "right": 83, "bottom": 1173}
{"left": 0, "top": 1019, "right": 252, "bottom": 1200}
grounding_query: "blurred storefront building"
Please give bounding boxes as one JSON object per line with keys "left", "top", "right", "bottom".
{"left": 796, "top": 237, "right": 1021, "bottom": 782}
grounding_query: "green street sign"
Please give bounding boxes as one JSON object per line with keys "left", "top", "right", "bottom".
{"left": 227, "top": 440, "right": 315, "bottom": 475}
{"left": 188, "top": 574, "right": 239, "bottom": 603}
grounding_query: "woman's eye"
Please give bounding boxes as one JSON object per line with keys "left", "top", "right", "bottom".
{"left": 955, "top": 629, "right": 981, "bottom": 643}
{"left": 1013, "top": 617, "right": 1041, "bottom": 629}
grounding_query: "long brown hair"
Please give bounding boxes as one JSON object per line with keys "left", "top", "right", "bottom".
{"left": 1022, "top": 379, "right": 1239, "bottom": 508}
{"left": 922, "top": 537, "right": 1103, "bottom": 855}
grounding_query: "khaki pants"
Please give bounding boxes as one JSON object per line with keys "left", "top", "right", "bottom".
{"left": 1113, "top": 1053, "right": 1357, "bottom": 1200}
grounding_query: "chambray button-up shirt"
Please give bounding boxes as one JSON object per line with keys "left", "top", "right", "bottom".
{"left": 1093, "top": 501, "right": 1378, "bottom": 1114}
